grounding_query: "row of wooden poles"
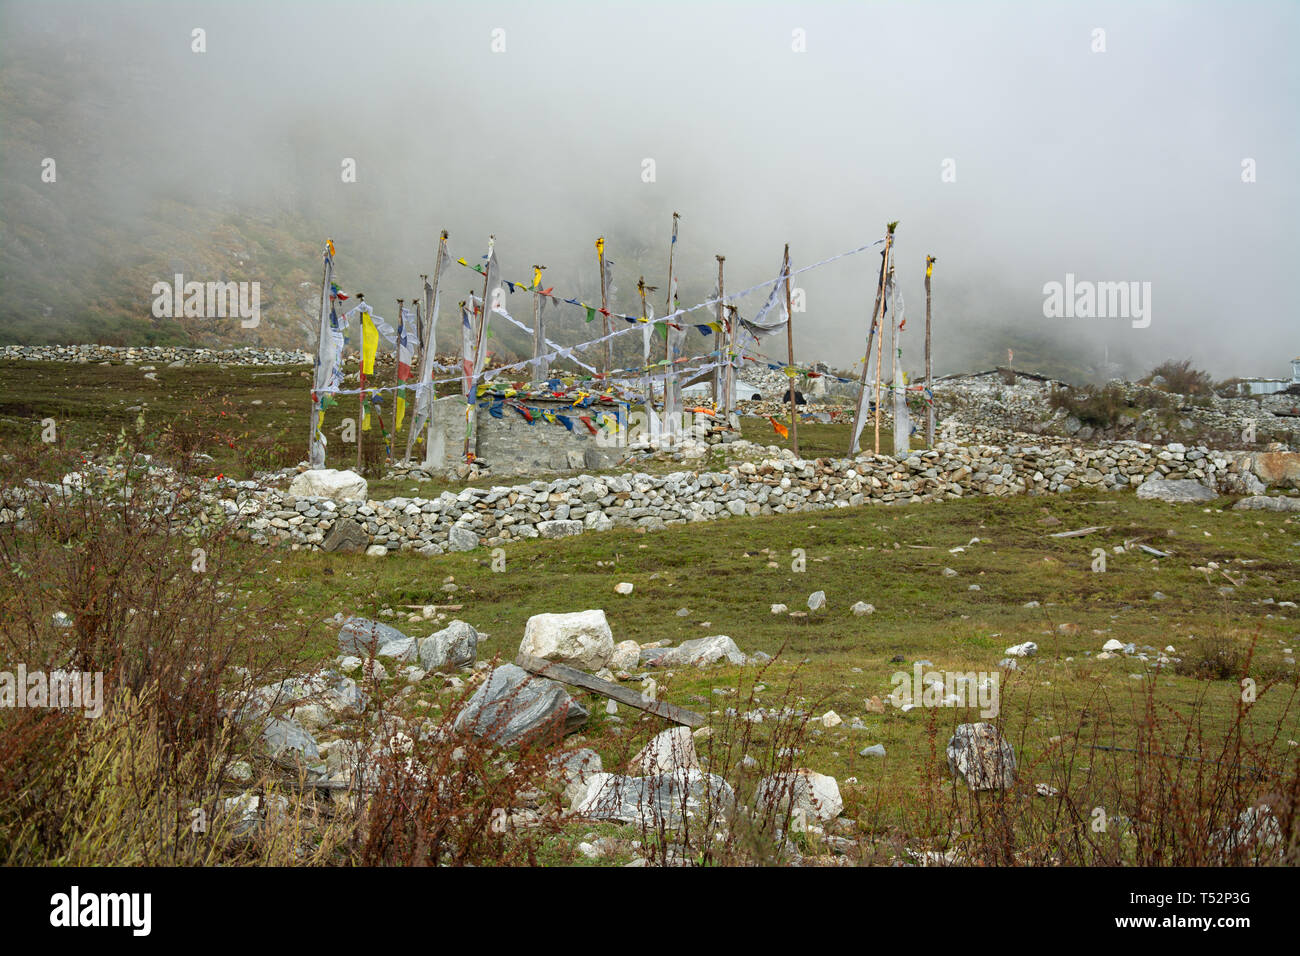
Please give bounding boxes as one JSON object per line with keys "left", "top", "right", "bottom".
{"left": 316, "top": 218, "right": 935, "bottom": 470}
{"left": 847, "top": 223, "right": 938, "bottom": 457}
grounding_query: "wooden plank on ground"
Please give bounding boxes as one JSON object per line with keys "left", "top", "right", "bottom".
{"left": 515, "top": 653, "right": 705, "bottom": 728}
{"left": 1047, "top": 525, "right": 1110, "bottom": 538}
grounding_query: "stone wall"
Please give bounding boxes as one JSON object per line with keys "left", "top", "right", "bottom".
{"left": 421, "top": 396, "right": 627, "bottom": 478}
{"left": 224, "top": 441, "right": 1296, "bottom": 556}
{"left": 0, "top": 344, "right": 310, "bottom": 366}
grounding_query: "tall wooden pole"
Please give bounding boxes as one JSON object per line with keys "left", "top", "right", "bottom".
{"left": 465, "top": 236, "right": 493, "bottom": 462}
{"left": 310, "top": 243, "right": 331, "bottom": 468}
{"left": 783, "top": 243, "right": 799, "bottom": 459}
{"left": 393, "top": 298, "right": 404, "bottom": 460}
{"left": 663, "top": 212, "right": 679, "bottom": 437}
{"left": 355, "top": 293, "right": 366, "bottom": 474}
{"left": 407, "top": 231, "right": 448, "bottom": 464}
{"left": 924, "top": 255, "right": 935, "bottom": 449}
{"left": 597, "top": 237, "right": 610, "bottom": 379}
{"left": 848, "top": 228, "right": 894, "bottom": 457}
{"left": 403, "top": 296, "right": 421, "bottom": 459}
{"left": 531, "top": 264, "right": 547, "bottom": 386}
{"left": 714, "top": 255, "right": 726, "bottom": 410}
{"left": 637, "top": 276, "right": 650, "bottom": 436}
{"left": 873, "top": 258, "right": 889, "bottom": 456}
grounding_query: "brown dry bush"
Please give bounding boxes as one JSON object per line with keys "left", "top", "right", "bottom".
{"left": 888, "top": 652, "right": 1298, "bottom": 867}
{"left": 348, "top": 661, "right": 576, "bottom": 866}
{"left": 0, "top": 429, "right": 312, "bottom": 864}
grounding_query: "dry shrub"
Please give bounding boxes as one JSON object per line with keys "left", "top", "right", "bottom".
{"left": 1174, "top": 635, "right": 1247, "bottom": 681}
{"left": 1148, "top": 358, "right": 1213, "bottom": 396}
{"left": 351, "top": 664, "right": 573, "bottom": 866}
{"left": 0, "top": 429, "right": 312, "bottom": 863}
{"left": 888, "top": 653, "right": 1299, "bottom": 867}
{"left": 581, "top": 651, "right": 826, "bottom": 867}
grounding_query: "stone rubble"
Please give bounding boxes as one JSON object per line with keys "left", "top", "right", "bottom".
{"left": 52, "top": 440, "right": 1287, "bottom": 557}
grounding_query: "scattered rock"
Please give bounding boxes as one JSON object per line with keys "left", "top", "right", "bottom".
{"left": 417, "top": 619, "right": 479, "bottom": 672}
{"left": 947, "top": 723, "right": 1016, "bottom": 790}
{"left": 629, "top": 726, "right": 699, "bottom": 775}
{"left": 1135, "top": 477, "right": 1216, "bottom": 503}
{"left": 645, "top": 634, "right": 745, "bottom": 668}
{"left": 337, "top": 617, "right": 408, "bottom": 657}
{"left": 520, "top": 610, "right": 615, "bottom": 670}
{"left": 754, "top": 769, "right": 843, "bottom": 822}
{"left": 261, "top": 717, "right": 321, "bottom": 771}
{"left": 453, "top": 663, "right": 589, "bottom": 746}
{"left": 609, "top": 640, "right": 641, "bottom": 672}
{"left": 571, "top": 769, "right": 735, "bottom": 829}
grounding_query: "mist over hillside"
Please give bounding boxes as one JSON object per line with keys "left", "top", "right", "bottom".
{"left": 1, "top": 1, "right": 1297, "bottom": 383}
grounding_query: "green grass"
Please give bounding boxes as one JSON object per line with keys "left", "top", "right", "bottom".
{"left": 261, "top": 486, "right": 1300, "bottom": 835}
{"left": 5, "top": 357, "right": 1298, "bottom": 855}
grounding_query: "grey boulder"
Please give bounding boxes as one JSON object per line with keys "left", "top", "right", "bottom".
{"left": 453, "top": 663, "right": 588, "bottom": 746}
{"left": 1135, "top": 478, "right": 1216, "bottom": 503}
{"left": 570, "top": 769, "right": 734, "bottom": 828}
{"left": 418, "top": 620, "right": 479, "bottom": 672}
{"left": 947, "top": 722, "right": 1016, "bottom": 790}
{"left": 338, "top": 616, "right": 409, "bottom": 657}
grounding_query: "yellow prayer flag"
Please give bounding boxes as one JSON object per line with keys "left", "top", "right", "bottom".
{"left": 595, "top": 237, "right": 604, "bottom": 258}
{"left": 361, "top": 313, "right": 379, "bottom": 375}
{"left": 395, "top": 394, "right": 405, "bottom": 431}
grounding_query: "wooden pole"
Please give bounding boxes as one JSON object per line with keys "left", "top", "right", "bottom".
{"left": 782, "top": 243, "right": 799, "bottom": 459}
{"left": 401, "top": 295, "right": 421, "bottom": 462}
{"left": 407, "top": 231, "right": 448, "bottom": 464}
{"left": 873, "top": 259, "right": 889, "bottom": 456}
{"left": 663, "top": 212, "right": 679, "bottom": 438}
{"left": 531, "top": 264, "right": 547, "bottom": 386}
{"left": 355, "top": 293, "right": 366, "bottom": 474}
{"left": 309, "top": 242, "right": 331, "bottom": 468}
{"left": 597, "top": 237, "right": 610, "bottom": 379}
{"left": 714, "top": 255, "right": 725, "bottom": 410}
{"left": 392, "top": 298, "right": 404, "bottom": 460}
{"left": 924, "top": 255, "right": 935, "bottom": 449}
{"left": 848, "top": 227, "right": 894, "bottom": 457}
{"left": 638, "top": 275, "right": 649, "bottom": 433}
{"left": 465, "top": 236, "right": 493, "bottom": 462}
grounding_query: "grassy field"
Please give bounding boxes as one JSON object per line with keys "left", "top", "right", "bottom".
{"left": 3, "top": 357, "right": 1297, "bottom": 864}
{"left": 272, "top": 486, "right": 1299, "bottom": 840}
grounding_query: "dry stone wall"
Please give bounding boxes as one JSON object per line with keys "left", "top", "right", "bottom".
{"left": 223, "top": 440, "right": 1294, "bottom": 555}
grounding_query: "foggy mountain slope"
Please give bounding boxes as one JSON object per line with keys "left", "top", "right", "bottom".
{"left": 0, "top": 2, "right": 1296, "bottom": 380}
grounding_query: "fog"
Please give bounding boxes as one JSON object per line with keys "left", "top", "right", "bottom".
{"left": 2, "top": 0, "right": 1297, "bottom": 379}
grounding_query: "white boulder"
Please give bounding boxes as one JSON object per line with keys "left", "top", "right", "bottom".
{"left": 755, "top": 769, "right": 843, "bottom": 822}
{"left": 629, "top": 727, "right": 699, "bottom": 775}
{"left": 289, "top": 468, "right": 368, "bottom": 502}
{"left": 519, "top": 610, "right": 615, "bottom": 671}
